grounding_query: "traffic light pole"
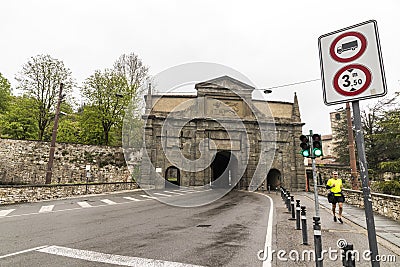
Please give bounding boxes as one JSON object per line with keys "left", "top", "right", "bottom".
{"left": 311, "top": 156, "right": 320, "bottom": 217}
{"left": 352, "top": 101, "right": 379, "bottom": 267}
{"left": 309, "top": 130, "right": 320, "bottom": 217}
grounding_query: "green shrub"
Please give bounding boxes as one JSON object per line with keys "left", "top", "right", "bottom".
{"left": 371, "top": 180, "right": 400, "bottom": 196}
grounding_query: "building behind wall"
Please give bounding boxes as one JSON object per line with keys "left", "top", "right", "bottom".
{"left": 139, "top": 76, "right": 306, "bottom": 191}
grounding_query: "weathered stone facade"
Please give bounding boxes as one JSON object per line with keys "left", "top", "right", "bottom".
{"left": 0, "top": 139, "right": 135, "bottom": 184}
{"left": 0, "top": 182, "right": 137, "bottom": 205}
{"left": 140, "top": 76, "right": 306, "bottom": 190}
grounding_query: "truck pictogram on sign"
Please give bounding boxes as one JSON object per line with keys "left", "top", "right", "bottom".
{"left": 337, "top": 40, "right": 358, "bottom": 54}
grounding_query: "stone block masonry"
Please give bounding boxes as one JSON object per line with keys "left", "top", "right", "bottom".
{"left": 312, "top": 185, "right": 400, "bottom": 222}
{"left": 0, "top": 182, "right": 137, "bottom": 205}
{"left": 0, "top": 139, "right": 140, "bottom": 185}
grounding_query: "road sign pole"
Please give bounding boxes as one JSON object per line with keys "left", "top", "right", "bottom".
{"left": 352, "top": 100, "right": 380, "bottom": 267}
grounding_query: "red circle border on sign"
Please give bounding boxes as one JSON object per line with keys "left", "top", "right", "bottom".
{"left": 330, "top": 31, "right": 367, "bottom": 63}
{"left": 333, "top": 64, "right": 372, "bottom": 96}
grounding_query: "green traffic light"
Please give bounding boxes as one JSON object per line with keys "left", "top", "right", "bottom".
{"left": 313, "top": 148, "right": 322, "bottom": 157}
{"left": 301, "top": 150, "right": 310, "bottom": 157}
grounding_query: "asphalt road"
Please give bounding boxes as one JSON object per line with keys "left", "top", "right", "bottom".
{"left": 0, "top": 189, "right": 272, "bottom": 267}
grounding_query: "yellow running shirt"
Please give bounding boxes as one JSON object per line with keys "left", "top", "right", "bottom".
{"left": 327, "top": 178, "right": 342, "bottom": 196}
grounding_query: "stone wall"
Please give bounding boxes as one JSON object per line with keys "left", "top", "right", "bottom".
{"left": 0, "top": 182, "right": 137, "bottom": 205}
{"left": 312, "top": 185, "right": 400, "bottom": 222}
{"left": 0, "top": 139, "right": 140, "bottom": 184}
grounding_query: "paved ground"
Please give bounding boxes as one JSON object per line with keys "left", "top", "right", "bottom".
{"left": 0, "top": 189, "right": 272, "bottom": 267}
{"left": 268, "top": 190, "right": 400, "bottom": 266}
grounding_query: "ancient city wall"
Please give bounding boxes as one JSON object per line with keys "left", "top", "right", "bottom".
{"left": 0, "top": 138, "right": 139, "bottom": 185}
{"left": 0, "top": 182, "right": 137, "bottom": 205}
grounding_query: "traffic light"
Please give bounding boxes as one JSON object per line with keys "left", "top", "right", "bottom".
{"left": 312, "top": 134, "right": 323, "bottom": 157}
{"left": 299, "top": 135, "right": 311, "bottom": 157}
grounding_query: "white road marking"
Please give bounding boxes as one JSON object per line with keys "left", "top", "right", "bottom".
{"left": 163, "top": 191, "right": 184, "bottom": 195}
{"left": 153, "top": 192, "right": 172, "bottom": 197}
{"left": 39, "top": 205, "right": 54, "bottom": 213}
{"left": 259, "top": 193, "right": 274, "bottom": 267}
{"left": 140, "top": 195, "right": 158, "bottom": 199}
{"left": 101, "top": 199, "right": 117, "bottom": 205}
{"left": 0, "top": 245, "right": 49, "bottom": 259}
{"left": 174, "top": 190, "right": 193, "bottom": 193}
{"left": 77, "top": 201, "right": 92, "bottom": 208}
{"left": 37, "top": 245, "right": 204, "bottom": 267}
{"left": 0, "top": 209, "right": 15, "bottom": 217}
{"left": 123, "top": 197, "right": 141, "bottom": 201}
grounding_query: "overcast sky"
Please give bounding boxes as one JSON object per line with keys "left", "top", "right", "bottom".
{"left": 1, "top": 0, "right": 399, "bottom": 134}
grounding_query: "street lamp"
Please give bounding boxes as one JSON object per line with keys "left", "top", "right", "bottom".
{"left": 45, "top": 83, "right": 64, "bottom": 184}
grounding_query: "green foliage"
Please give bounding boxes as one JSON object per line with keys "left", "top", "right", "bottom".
{"left": 0, "top": 96, "right": 39, "bottom": 140}
{"left": 78, "top": 104, "right": 107, "bottom": 145}
{"left": 16, "top": 54, "right": 74, "bottom": 140}
{"left": 81, "top": 52, "right": 148, "bottom": 146}
{"left": 56, "top": 113, "right": 81, "bottom": 143}
{"left": 0, "top": 73, "right": 12, "bottom": 113}
{"left": 371, "top": 180, "right": 400, "bottom": 196}
{"left": 333, "top": 97, "right": 400, "bottom": 179}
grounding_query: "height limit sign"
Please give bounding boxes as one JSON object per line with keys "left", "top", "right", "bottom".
{"left": 318, "top": 20, "right": 387, "bottom": 105}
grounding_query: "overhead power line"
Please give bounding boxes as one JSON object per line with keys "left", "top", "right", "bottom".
{"left": 261, "top": 78, "right": 321, "bottom": 90}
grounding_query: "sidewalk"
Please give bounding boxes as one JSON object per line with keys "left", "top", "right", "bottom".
{"left": 266, "top": 190, "right": 400, "bottom": 266}
{"left": 305, "top": 192, "right": 400, "bottom": 249}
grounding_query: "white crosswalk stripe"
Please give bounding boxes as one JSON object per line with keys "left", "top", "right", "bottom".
{"left": 0, "top": 209, "right": 15, "bottom": 217}
{"left": 123, "top": 197, "right": 141, "bottom": 201}
{"left": 39, "top": 205, "right": 54, "bottom": 213}
{"left": 140, "top": 195, "right": 158, "bottom": 199}
{"left": 77, "top": 201, "right": 92, "bottom": 208}
{"left": 100, "top": 199, "right": 117, "bottom": 205}
{"left": 163, "top": 190, "right": 184, "bottom": 195}
{"left": 153, "top": 192, "right": 172, "bottom": 197}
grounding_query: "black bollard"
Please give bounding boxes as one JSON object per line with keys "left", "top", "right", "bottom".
{"left": 313, "top": 217, "right": 323, "bottom": 267}
{"left": 296, "top": 200, "right": 301, "bottom": 230}
{"left": 301, "top": 206, "right": 308, "bottom": 245}
{"left": 287, "top": 192, "right": 291, "bottom": 212}
{"left": 342, "top": 243, "right": 356, "bottom": 267}
{"left": 289, "top": 196, "right": 296, "bottom": 220}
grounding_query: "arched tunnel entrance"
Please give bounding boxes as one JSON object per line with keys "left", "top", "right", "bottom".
{"left": 266, "top": 169, "right": 281, "bottom": 190}
{"left": 165, "top": 166, "right": 180, "bottom": 188}
{"left": 211, "top": 151, "right": 237, "bottom": 188}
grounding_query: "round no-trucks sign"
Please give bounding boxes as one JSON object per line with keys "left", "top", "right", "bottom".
{"left": 318, "top": 20, "right": 386, "bottom": 105}
{"left": 329, "top": 31, "right": 367, "bottom": 63}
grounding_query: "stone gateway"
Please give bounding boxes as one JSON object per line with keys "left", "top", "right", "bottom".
{"left": 139, "top": 76, "right": 305, "bottom": 191}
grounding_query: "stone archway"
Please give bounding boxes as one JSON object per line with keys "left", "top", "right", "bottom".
{"left": 266, "top": 168, "right": 281, "bottom": 190}
{"left": 211, "top": 151, "right": 237, "bottom": 188}
{"left": 165, "top": 166, "right": 180, "bottom": 188}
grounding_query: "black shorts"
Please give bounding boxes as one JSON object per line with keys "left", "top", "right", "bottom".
{"left": 333, "top": 194, "right": 345, "bottom": 204}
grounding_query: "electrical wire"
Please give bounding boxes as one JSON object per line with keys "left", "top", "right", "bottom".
{"left": 255, "top": 78, "right": 321, "bottom": 90}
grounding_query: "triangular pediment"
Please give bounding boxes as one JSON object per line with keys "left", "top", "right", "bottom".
{"left": 195, "top": 75, "right": 255, "bottom": 91}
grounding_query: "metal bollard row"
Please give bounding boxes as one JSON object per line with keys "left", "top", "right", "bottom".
{"left": 313, "top": 216, "right": 323, "bottom": 267}
{"left": 301, "top": 206, "right": 308, "bottom": 245}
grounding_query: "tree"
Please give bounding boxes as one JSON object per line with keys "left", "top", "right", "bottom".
{"left": 113, "top": 52, "right": 149, "bottom": 111}
{"left": 16, "top": 54, "right": 74, "bottom": 140}
{"left": 82, "top": 69, "right": 130, "bottom": 145}
{"left": 0, "top": 96, "right": 38, "bottom": 140}
{"left": 332, "top": 97, "right": 399, "bottom": 179}
{"left": 0, "top": 73, "right": 12, "bottom": 113}
{"left": 82, "top": 53, "right": 149, "bottom": 146}
{"left": 362, "top": 97, "right": 397, "bottom": 177}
